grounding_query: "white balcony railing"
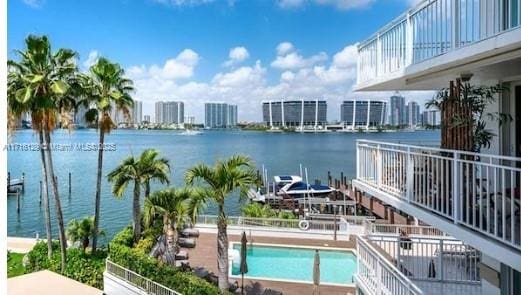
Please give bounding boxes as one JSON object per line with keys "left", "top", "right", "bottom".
{"left": 356, "top": 140, "right": 521, "bottom": 251}
{"left": 357, "top": 0, "right": 521, "bottom": 85}
{"left": 356, "top": 236, "right": 424, "bottom": 295}
{"left": 105, "top": 259, "right": 182, "bottom": 295}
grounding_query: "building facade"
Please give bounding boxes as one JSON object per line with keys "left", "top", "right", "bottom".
{"left": 405, "top": 101, "right": 420, "bottom": 128}
{"left": 421, "top": 110, "right": 440, "bottom": 127}
{"left": 143, "top": 115, "right": 151, "bottom": 123}
{"left": 155, "top": 101, "right": 184, "bottom": 124}
{"left": 355, "top": 1, "right": 521, "bottom": 295}
{"left": 132, "top": 100, "right": 143, "bottom": 124}
{"left": 262, "top": 100, "right": 327, "bottom": 128}
{"left": 204, "top": 102, "right": 238, "bottom": 128}
{"left": 389, "top": 94, "right": 406, "bottom": 126}
{"left": 340, "top": 100, "right": 387, "bottom": 128}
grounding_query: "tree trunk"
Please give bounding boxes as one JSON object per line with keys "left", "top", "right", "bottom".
{"left": 166, "top": 216, "right": 177, "bottom": 264}
{"left": 82, "top": 237, "right": 89, "bottom": 253}
{"left": 132, "top": 180, "right": 141, "bottom": 243}
{"left": 217, "top": 203, "right": 229, "bottom": 291}
{"left": 145, "top": 180, "right": 151, "bottom": 199}
{"left": 44, "top": 129, "right": 67, "bottom": 273}
{"left": 39, "top": 130, "right": 53, "bottom": 259}
{"left": 92, "top": 130, "right": 105, "bottom": 252}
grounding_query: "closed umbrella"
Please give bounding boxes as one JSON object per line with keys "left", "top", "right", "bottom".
{"left": 312, "top": 250, "right": 320, "bottom": 295}
{"left": 240, "top": 231, "right": 248, "bottom": 295}
{"left": 428, "top": 259, "right": 436, "bottom": 278}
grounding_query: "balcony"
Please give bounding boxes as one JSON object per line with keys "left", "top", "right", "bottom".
{"left": 356, "top": 229, "right": 482, "bottom": 295}
{"left": 356, "top": 0, "right": 521, "bottom": 91}
{"left": 352, "top": 140, "right": 521, "bottom": 270}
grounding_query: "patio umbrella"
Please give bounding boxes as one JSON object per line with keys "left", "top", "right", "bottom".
{"left": 312, "top": 250, "right": 320, "bottom": 295}
{"left": 240, "top": 231, "right": 248, "bottom": 295}
{"left": 428, "top": 259, "right": 436, "bottom": 278}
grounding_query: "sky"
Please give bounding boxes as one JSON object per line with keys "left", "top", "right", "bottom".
{"left": 8, "top": 0, "right": 430, "bottom": 123}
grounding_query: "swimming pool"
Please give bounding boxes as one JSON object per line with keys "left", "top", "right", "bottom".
{"left": 230, "top": 243, "right": 356, "bottom": 286}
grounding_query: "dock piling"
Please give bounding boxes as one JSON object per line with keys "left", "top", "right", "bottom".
{"left": 21, "top": 172, "right": 25, "bottom": 192}
{"left": 39, "top": 180, "right": 42, "bottom": 205}
{"left": 16, "top": 192, "right": 20, "bottom": 214}
{"left": 68, "top": 172, "right": 71, "bottom": 195}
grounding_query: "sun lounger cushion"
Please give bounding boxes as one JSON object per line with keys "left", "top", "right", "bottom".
{"left": 178, "top": 237, "right": 196, "bottom": 248}
{"left": 175, "top": 250, "right": 189, "bottom": 260}
{"left": 181, "top": 228, "right": 200, "bottom": 237}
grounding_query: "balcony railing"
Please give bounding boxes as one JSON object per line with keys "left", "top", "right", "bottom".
{"left": 357, "top": 0, "right": 521, "bottom": 85}
{"left": 105, "top": 259, "right": 182, "bottom": 295}
{"left": 356, "top": 139, "right": 521, "bottom": 251}
{"left": 356, "top": 236, "right": 424, "bottom": 295}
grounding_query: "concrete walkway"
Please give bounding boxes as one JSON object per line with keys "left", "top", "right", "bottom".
{"left": 7, "top": 237, "right": 38, "bottom": 253}
{"left": 8, "top": 270, "right": 102, "bottom": 295}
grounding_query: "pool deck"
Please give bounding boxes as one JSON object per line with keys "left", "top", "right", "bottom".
{"left": 186, "top": 231, "right": 356, "bottom": 295}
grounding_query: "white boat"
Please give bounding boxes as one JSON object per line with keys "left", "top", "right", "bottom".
{"left": 180, "top": 130, "right": 203, "bottom": 136}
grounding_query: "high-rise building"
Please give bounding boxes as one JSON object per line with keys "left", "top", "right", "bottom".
{"left": 262, "top": 100, "right": 327, "bottom": 127}
{"left": 143, "top": 115, "right": 151, "bottom": 123}
{"left": 155, "top": 101, "right": 184, "bottom": 124}
{"left": 405, "top": 101, "right": 420, "bottom": 127}
{"left": 422, "top": 110, "right": 440, "bottom": 127}
{"left": 389, "top": 94, "right": 406, "bottom": 126}
{"left": 204, "top": 102, "right": 238, "bottom": 128}
{"left": 340, "top": 100, "right": 386, "bottom": 128}
{"left": 132, "top": 100, "right": 143, "bottom": 124}
{"left": 184, "top": 116, "right": 196, "bottom": 125}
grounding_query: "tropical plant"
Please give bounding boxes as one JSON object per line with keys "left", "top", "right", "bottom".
{"left": 185, "top": 155, "right": 259, "bottom": 290}
{"left": 66, "top": 216, "right": 105, "bottom": 253}
{"left": 241, "top": 203, "right": 276, "bottom": 218}
{"left": 7, "top": 35, "right": 79, "bottom": 271}
{"left": 144, "top": 188, "right": 195, "bottom": 265}
{"left": 426, "top": 81, "right": 511, "bottom": 153}
{"left": 186, "top": 188, "right": 210, "bottom": 227}
{"left": 77, "top": 57, "right": 134, "bottom": 252}
{"left": 108, "top": 149, "right": 170, "bottom": 243}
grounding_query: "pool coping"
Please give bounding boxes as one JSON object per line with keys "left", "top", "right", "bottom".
{"left": 228, "top": 242, "right": 357, "bottom": 287}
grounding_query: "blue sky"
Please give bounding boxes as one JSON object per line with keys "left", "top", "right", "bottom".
{"left": 8, "top": 0, "right": 429, "bottom": 122}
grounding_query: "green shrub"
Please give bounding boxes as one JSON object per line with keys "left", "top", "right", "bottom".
{"left": 134, "top": 236, "right": 155, "bottom": 255}
{"left": 7, "top": 251, "right": 26, "bottom": 278}
{"left": 26, "top": 241, "right": 106, "bottom": 289}
{"left": 277, "top": 211, "right": 297, "bottom": 219}
{"left": 110, "top": 229, "right": 224, "bottom": 295}
{"left": 111, "top": 226, "right": 134, "bottom": 247}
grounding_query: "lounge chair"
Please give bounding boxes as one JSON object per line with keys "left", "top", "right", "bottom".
{"left": 175, "top": 250, "right": 189, "bottom": 260}
{"left": 193, "top": 267, "right": 209, "bottom": 278}
{"left": 178, "top": 237, "right": 196, "bottom": 248}
{"left": 174, "top": 259, "right": 189, "bottom": 267}
{"left": 262, "top": 288, "right": 283, "bottom": 295}
{"left": 181, "top": 228, "right": 200, "bottom": 238}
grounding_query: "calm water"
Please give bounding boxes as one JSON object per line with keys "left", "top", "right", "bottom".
{"left": 7, "top": 129, "right": 439, "bottom": 241}
{"left": 231, "top": 244, "right": 357, "bottom": 285}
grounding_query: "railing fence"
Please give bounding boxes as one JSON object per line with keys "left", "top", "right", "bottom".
{"left": 105, "top": 259, "right": 182, "bottom": 295}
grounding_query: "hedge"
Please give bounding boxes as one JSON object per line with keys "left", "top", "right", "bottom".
{"left": 109, "top": 227, "right": 225, "bottom": 295}
{"left": 26, "top": 241, "right": 106, "bottom": 289}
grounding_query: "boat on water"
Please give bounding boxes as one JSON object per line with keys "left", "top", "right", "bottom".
{"left": 249, "top": 175, "right": 335, "bottom": 203}
{"left": 180, "top": 130, "right": 203, "bottom": 136}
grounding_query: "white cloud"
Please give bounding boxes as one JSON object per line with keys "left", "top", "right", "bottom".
{"left": 128, "top": 49, "right": 199, "bottom": 81}
{"left": 271, "top": 44, "right": 328, "bottom": 70}
{"left": 82, "top": 50, "right": 100, "bottom": 69}
{"left": 276, "top": 42, "right": 295, "bottom": 55}
{"left": 223, "top": 46, "right": 250, "bottom": 67}
{"left": 22, "top": 0, "right": 44, "bottom": 8}
{"left": 277, "top": 0, "right": 375, "bottom": 10}
{"left": 128, "top": 42, "right": 435, "bottom": 123}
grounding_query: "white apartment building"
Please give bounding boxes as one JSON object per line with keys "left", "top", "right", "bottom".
{"left": 132, "top": 100, "right": 142, "bottom": 124}
{"left": 155, "top": 101, "right": 184, "bottom": 125}
{"left": 354, "top": 1, "right": 521, "bottom": 294}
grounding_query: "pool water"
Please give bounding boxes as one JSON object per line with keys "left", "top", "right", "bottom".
{"left": 230, "top": 244, "right": 357, "bottom": 285}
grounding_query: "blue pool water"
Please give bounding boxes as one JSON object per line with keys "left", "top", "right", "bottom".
{"left": 231, "top": 244, "right": 357, "bottom": 285}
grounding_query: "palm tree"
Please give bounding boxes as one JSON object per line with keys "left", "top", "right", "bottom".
{"left": 185, "top": 155, "right": 258, "bottom": 291}
{"left": 66, "top": 216, "right": 104, "bottom": 253}
{"left": 186, "top": 188, "right": 210, "bottom": 227}
{"left": 7, "top": 35, "right": 78, "bottom": 271}
{"left": 78, "top": 57, "right": 134, "bottom": 252}
{"left": 108, "top": 149, "right": 170, "bottom": 243}
{"left": 143, "top": 188, "right": 192, "bottom": 265}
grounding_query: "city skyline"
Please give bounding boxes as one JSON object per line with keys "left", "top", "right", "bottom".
{"left": 8, "top": 0, "right": 434, "bottom": 123}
